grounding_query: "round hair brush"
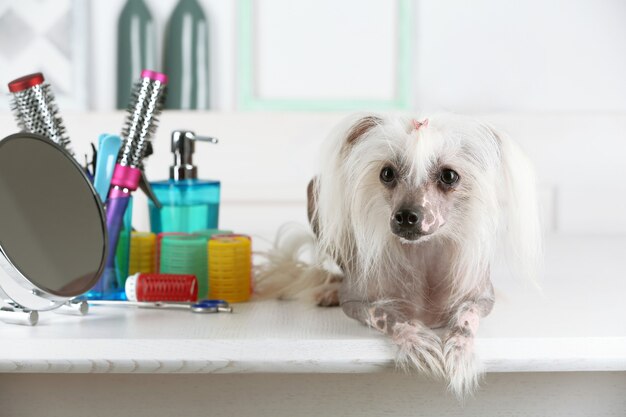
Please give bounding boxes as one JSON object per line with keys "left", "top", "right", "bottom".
{"left": 91, "top": 69, "right": 168, "bottom": 299}
{"left": 8, "top": 72, "right": 73, "bottom": 156}
{"left": 118, "top": 69, "right": 169, "bottom": 169}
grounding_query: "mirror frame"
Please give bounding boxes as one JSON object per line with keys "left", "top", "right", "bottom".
{"left": 0, "top": 133, "right": 108, "bottom": 311}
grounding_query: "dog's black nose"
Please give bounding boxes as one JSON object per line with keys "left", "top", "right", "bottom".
{"left": 393, "top": 209, "right": 420, "bottom": 228}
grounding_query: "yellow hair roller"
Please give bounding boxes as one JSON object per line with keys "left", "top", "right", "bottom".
{"left": 208, "top": 235, "right": 251, "bottom": 303}
{"left": 129, "top": 231, "right": 156, "bottom": 275}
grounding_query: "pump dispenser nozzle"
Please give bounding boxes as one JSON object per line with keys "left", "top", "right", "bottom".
{"left": 171, "top": 130, "right": 218, "bottom": 180}
{"left": 149, "top": 129, "right": 221, "bottom": 234}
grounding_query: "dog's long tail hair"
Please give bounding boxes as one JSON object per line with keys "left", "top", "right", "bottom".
{"left": 254, "top": 223, "right": 339, "bottom": 302}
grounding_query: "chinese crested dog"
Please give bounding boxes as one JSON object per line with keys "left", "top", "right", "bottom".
{"left": 256, "top": 113, "right": 541, "bottom": 398}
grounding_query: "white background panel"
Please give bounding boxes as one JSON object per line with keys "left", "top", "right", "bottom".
{"left": 255, "top": 0, "right": 397, "bottom": 101}
{"left": 414, "top": 0, "right": 626, "bottom": 112}
{"left": 557, "top": 187, "right": 626, "bottom": 235}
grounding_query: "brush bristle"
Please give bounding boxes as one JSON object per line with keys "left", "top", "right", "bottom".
{"left": 10, "top": 83, "right": 73, "bottom": 155}
{"left": 118, "top": 77, "right": 167, "bottom": 168}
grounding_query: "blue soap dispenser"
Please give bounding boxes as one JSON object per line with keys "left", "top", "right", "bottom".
{"left": 149, "top": 130, "right": 220, "bottom": 233}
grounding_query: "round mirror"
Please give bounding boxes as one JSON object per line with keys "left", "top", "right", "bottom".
{"left": 0, "top": 133, "right": 107, "bottom": 309}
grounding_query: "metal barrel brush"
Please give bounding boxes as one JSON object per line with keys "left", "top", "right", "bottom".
{"left": 91, "top": 69, "right": 168, "bottom": 299}
{"left": 8, "top": 72, "right": 74, "bottom": 156}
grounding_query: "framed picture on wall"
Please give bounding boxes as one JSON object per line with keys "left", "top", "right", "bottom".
{"left": 238, "top": 0, "right": 412, "bottom": 111}
{"left": 0, "top": 0, "right": 89, "bottom": 110}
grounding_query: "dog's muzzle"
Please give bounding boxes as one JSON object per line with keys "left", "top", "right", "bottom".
{"left": 391, "top": 208, "right": 424, "bottom": 241}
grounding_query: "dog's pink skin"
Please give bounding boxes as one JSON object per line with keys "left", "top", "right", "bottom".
{"left": 391, "top": 320, "right": 445, "bottom": 378}
{"left": 340, "top": 266, "right": 493, "bottom": 392}
{"left": 367, "top": 306, "right": 389, "bottom": 333}
{"left": 389, "top": 182, "right": 452, "bottom": 238}
{"left": 457, "top": 307, "right": 480, "bottom": 335}
{"left": 441, "top": 300, "right": 490, "bottom": 393}
{"left": 339, "top": 243, "right": 494, "bottom": 329}
{"left": 443, "top": 303, "right": 483, "bottom": 356}
{"left": 419, "top": 192, "right": 446, "bottom": 234}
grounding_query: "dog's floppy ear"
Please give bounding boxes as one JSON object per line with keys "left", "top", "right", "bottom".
{"left": 345, "top": 115, "right": 382, "bottom": 145}
{"left": 491, "top": 126, "right": 543, "bottom": 284}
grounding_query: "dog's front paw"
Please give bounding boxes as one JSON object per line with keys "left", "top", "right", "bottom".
{"left": 443, "top": 332, "right": 483, "bottom": 400}
{"left": 392, "top": 321, "right": 445, "bottom": 380}
{"left": 443, "top": 302, "right": 484, "bottom": 399}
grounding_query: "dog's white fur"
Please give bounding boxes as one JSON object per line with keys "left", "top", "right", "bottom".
{"left": 255, "top": 113, "right": 541, "bottom": 399}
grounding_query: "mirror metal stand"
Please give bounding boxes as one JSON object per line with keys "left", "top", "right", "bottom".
{"left": 0, "top": 301, "right": 39, "bottom": 326}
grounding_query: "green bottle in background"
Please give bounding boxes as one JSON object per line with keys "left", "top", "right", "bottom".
{"left": 117, "top": 0, "right": 156, "bottom": 109}
{"left": 164, "top": 0, "right": 210, "bottom": 109}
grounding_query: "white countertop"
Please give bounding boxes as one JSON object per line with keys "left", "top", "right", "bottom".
{"left": 1, "top": 235, "right": 625, "bottom": 374}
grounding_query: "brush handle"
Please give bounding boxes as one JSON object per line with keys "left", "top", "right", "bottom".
{"left": 91, "top": 193, "right": 131, "bottom": 297}
{"left": 111, "top": 164, "right": 142, "bottom": 191}
{"left": 91, "top": 162, "right": 142, "bottom": 297}
{"left": 105, "top": 194, "right": 131, "bottom": 263}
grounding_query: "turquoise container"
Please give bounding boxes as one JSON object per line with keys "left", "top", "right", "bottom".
{"left": 149, "top": 179, "right": 220, "bottom": 233}
{"left": 149, "top": 130, "right": 220, "bottom": 234}
{"left": 86, "top": 196, "right": 132, "bottom": 300}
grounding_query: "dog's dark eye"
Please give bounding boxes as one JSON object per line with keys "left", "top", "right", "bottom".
{"left": 380, "top": 167, "right": 396, "bottom": 183}
{"left": 440, "top": 169, "right": 459, "bottom": 185}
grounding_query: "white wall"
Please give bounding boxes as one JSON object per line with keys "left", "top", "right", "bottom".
{"left": 89, "top": 0, "right": 626, "bottom": 112}
{"left": 414, "top": 0, "right": 626, "bottom": 112}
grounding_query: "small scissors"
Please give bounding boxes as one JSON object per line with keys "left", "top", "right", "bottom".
{"left": 191, "top": 299, "right": 232, "bottom": 313}
{"left": 88, "top": 299, "right": 233, "bottom": 314}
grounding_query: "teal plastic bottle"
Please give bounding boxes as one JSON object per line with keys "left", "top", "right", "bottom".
{"left": 149, "top": 131, "right": 220, "bottom": 233}
{"left": 163, "top": 0, "right": 210, "bottom": 109}
{"left": 117, "top": 0, "right": 156, "bottom": 109}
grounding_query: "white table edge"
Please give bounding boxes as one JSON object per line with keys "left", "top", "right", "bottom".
{"left": 1, "top": 336, "right": 624, "bottom": 374}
